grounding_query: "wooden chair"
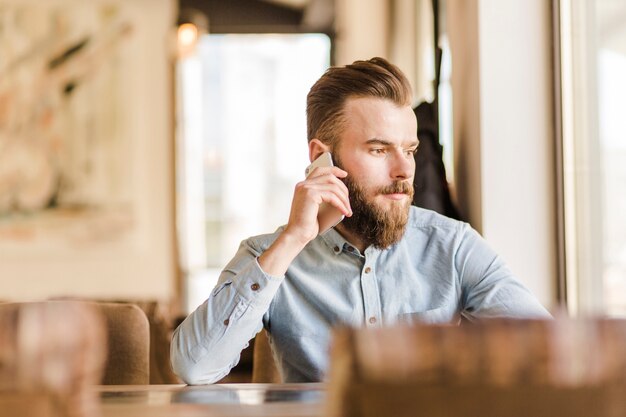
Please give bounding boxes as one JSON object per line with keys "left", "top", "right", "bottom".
{"left": 0, "top": 300, "right": 151, "bottom": 385}
{"left": 252, "top": 329, "right": 281, "bottom": 383}
{"left": 54, "top": 298, "right": 180, "bottom": 384}
{"left": 96, "top": 302, "right": 150, "bottom": 385}
{"left": 126, "top": 300, "right": 181, "bottom": 384}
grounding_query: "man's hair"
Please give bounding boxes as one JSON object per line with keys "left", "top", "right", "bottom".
{"left": 306, "top": 57, "right": 413, "bottom": 147}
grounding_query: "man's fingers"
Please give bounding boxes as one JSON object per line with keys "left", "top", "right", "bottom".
{"left": 299, "top": 182, "right": 352, "bottom": 216}
{"left": 304, "top": 170, "right": 350, "bottom": 197}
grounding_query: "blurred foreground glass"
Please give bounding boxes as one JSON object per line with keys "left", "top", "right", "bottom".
{"left": 559, "top": 0, "right": 626, "bottom": 316}
{"left": 0, "top": 302, "right": 105, "bottom": 417}
{"left": 176, "top": 34, "right": 330, "bottom": 312}
{"left": 327, "top": 318, "right": 626, "bottom": 417}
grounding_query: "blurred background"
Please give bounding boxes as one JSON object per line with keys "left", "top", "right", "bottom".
{"left": 1, "top": 0, "right": 625, "bottom": 321}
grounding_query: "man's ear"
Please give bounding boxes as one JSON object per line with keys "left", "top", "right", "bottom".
{"left": 308, "top": 139, "right": 331, "bottom": 162}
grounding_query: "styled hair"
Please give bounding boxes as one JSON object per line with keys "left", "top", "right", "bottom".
{"left": 306, "top": 57, "right": 413, "bottom": 147}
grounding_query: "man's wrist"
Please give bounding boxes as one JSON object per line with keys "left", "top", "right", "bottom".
{"left": 280, "top": 225, "right": 316, "bottom": 249}
{"left": 258, "top": 229, "right": 310, "bottom": 277}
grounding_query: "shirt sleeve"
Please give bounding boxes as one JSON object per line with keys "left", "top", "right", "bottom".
{"left": 170, "top": 238, "right": 283, "bottom": 384}
{"left": 455, "top": 223, "right": 551, "bottom": 320}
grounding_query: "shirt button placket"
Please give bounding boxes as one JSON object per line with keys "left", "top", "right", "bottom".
{"left": 361, "top": 259, "right": 380, "bottom": 327}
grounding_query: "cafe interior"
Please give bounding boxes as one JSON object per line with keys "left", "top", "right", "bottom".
{"left": 1, "top": 0, "right": 626, "bottom": 416}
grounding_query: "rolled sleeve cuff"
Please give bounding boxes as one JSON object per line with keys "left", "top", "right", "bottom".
{"left": 231, "top": 257, "right": 284, "bottom": 307}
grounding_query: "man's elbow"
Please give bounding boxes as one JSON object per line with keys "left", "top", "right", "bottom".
{"left": 175, "top": 367, "right": 227, "bottom": 385}
{"left": 170, "top": 338, "right": 232, "bottom": 384}
{"left": 170, "top": 351, "right": 229, "bottom": 385}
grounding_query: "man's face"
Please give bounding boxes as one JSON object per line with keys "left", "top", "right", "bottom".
{"left": 332, "top": 97, "right": 418, "bottom": 249}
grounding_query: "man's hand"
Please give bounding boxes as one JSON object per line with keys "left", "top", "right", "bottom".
{"left": 258, "top": 166, "right": 352, "bottom": 276}
{"left": 285, "top": 165, "right": 352, "bottom": 245}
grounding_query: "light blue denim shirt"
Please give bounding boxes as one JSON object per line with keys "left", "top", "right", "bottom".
{"left": 171, "top": 207, "right": 550, "bottom": 384}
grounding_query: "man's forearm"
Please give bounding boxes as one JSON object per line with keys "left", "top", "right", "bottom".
{"left": 170, "top": 296, "right": 264, "bottom": 384}
{"left": 171, "top": 253, "right": 284, "bottom": 384}
{"left": 258, "top": 230, "right": 309, "bottom": 276}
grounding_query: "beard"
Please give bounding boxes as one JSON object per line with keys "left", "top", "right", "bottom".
{"left": 335, "top": 156, "right": 414, "bottom": 249}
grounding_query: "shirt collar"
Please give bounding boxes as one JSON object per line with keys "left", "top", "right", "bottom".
{"left": 320, "top": 227, "right": 351, "bottom": 256}
{"left": 319, "top": 227, "right": 372, "bottom": 257}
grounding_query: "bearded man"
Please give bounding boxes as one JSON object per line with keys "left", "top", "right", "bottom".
{"left": 171, "top": 57, "right": 550, "bottom": 385}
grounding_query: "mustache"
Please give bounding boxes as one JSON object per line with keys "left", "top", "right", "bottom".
{"left": 378, "top": 181, "right": 413, "bottom": 195}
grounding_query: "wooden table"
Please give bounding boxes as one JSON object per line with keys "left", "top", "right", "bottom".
{"left": 97, "top": 383, "right": 325, "bottom": 417}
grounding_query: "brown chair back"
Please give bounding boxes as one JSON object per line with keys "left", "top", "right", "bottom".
{"left": 252, "top": 329, "right": 281, "bottom": 383}
{"left": 97, "top": 302, "right": 150, "bottom": 385}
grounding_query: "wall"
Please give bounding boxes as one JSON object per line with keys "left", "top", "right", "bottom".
{"left": 334, "top": 0, "right": 389, "bottom": 65}
{"left": 334, "top": 0, "right": 431, "bottom": 102}
{"left": 0, "top": 0, "right": 177, "bottom": 302}
{"left": 448, "top": 0, "right": 557, "bottom": 307}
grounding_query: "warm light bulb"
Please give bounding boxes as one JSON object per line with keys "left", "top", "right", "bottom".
{"left": 178, "top": 23, "right": 198, "bottom": 49}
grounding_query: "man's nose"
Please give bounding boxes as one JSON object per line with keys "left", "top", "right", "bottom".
{"left": 390, "top": 151, "right": 415, "bottom": 180}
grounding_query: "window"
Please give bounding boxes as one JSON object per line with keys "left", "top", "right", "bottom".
{"left": 558, "top": 0, "right": 626, "bottom": 315}
{"left": 176, "top": 34, "right": 330, "bottom": 312}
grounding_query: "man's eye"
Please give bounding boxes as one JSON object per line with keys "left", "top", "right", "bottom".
{"left": 406, "top": 148, "right": 418, "bottom": 156}
{"left": 370, "top": 148, "right": 386, "bottom": 155}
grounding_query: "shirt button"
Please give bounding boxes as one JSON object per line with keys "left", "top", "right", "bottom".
{"left": 251, "top": 283, "right": 260, "bottom": 291}
{"left": 223, "top": 319, "right": 230, "bottom": 326}
{"left": 364, "top": 267, "right": 371, "bottom": 274}
{"left": 334, "top": 246, "right": 340, "bottom": 253}
{"left": 369, "top": 316, "right": 377, "bottom": 324}
{"left": 346, "top": 246, "right": 354, "bottom": 252}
